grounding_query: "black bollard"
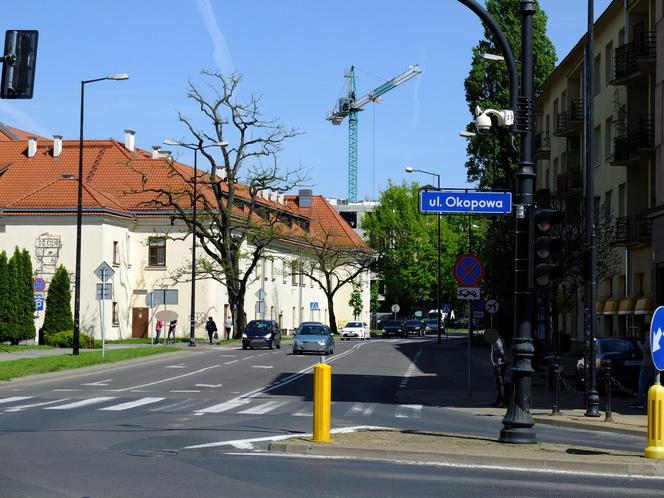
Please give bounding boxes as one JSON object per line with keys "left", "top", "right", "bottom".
{"left": 604, "top": 361, "right": 614, "bottom": 423}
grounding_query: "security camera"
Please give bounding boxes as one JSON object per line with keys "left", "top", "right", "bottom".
{"left": 473, "top": 105, "right": 515, "bottom": 135}
{"left": 475, "top": 111, "right": 493, "bottom": 135}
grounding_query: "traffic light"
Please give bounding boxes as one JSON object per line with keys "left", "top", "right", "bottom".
{"left": 533, "top": 208, "right": 563, "bottom": 289}
{"left": 1, "top": 30, "right": 39, "bottom": 99}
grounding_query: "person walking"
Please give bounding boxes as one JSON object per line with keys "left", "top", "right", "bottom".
{"left": 155, "top": 319, "right": 164, "bottom": 345}
{"left": 167, "top": 319, "right": 177, "bottom": 344}
{"left": 224, "top": 316, "right": 232, "bottom": 340}
{"left": 206, "top": 317, "right": 218, "bottom": 345}
{"left": 630, "top": 325, "right": 656, "bottom": 409}
{"left": 490, "top": 333, "right": 508, "bottom": 408}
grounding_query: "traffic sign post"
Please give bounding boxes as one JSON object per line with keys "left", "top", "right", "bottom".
{"left": 391, "top": 304, "right": 400, "bottom": 319}
{"left": 457, "top": 287, "right": 480, "bottom": 300}
{"left": 94, "top": 261, "right": 114, "bottom": 358}
{"left": 310, "top": 301, "right": 319, "bottom": 321}
{"left": 453, "top": 253, "right": 485, "bottom": 287}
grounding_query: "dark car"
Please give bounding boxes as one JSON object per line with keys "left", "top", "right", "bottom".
{"left": 403, "top": 319, "right": 425, "bottom": 337}
{"left": 575, "top": 337, "right": 642, "bottom": 391}
{"left": 382, "top": 320, "right": 405, "bottom": 338}
{"left": 242, "top": 320, "right": 281, "bottom": 350}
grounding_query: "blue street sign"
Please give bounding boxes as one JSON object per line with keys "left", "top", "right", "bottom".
{"left": 651, "top": 306, "right": 664, "bottom": 370}
{"left": 310, "top": 302, "right": 319, "bottom": 311}
{"left": 420, "top": 190, "right": 512, "bottom": 215}
{"left": 33, "top": 277, "right": 46, "bottom": 292}
{"left": 34, "top": 296, "right": 44, "bottom": 311}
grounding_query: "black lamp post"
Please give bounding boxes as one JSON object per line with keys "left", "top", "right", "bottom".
{"left": 73, "top": 73, "right": 128, "bottom": 356}
{"left": 458, "top": 0, "right": 536, "bottom": 443}
{"left": 405, "top": 166, "right": 442, "bottom": 344}
{"left": 163, "top": 139, "right": 227, "bottom": 347}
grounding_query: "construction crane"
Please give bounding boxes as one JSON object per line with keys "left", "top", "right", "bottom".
{"left": 327, "top": 64, "right": 422, "bottom": 202}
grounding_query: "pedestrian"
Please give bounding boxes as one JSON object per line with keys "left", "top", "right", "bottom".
{"left": 490, "top": 333, "right": 508, "bottom": 408}
{"left": 630, "top": 325, "right": 656, "bottom": 409}
{"left": 167, "top": 319, "right": 177, "bottom": 344}
{"left": 155, "top": 319, "right": 164, "bottom": 344}
{"left": 224, "top": 316, "right": 232, "bottom": 340}
{"left": 206, "top": 317, "right": 218, "bottom": 344}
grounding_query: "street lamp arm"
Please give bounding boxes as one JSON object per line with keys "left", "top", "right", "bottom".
{"left": 456, "top": 0, "right": 518, "bottom": 113}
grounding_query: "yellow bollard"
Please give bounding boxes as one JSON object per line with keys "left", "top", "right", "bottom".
{"left": 312, "top": 362, "right": 332, "bottom": 443}
{"left": 644, "top": 381, "right": 664, "bottom": 459}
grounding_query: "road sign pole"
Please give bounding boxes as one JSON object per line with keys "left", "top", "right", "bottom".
{"left": 467, "top": 300, "right": 472, "bottom": 398}
{"left": 101, "top": 267, "right": 105, "bottom": 357}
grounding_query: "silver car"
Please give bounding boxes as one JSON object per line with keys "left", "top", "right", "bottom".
{"left": 293, "top": 323, "right": 335, "bottom": 355}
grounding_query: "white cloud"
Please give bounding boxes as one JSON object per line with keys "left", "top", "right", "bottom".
{"left": 0, "top": 101, "right": 51, "bottom": 137}
{"left": 196, "top": 0, "right": 236, "bottom": 74}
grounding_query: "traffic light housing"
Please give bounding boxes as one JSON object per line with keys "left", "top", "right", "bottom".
{"left": 1, "top": 30, "right": 39, "bottom": 99}
{"left": 533, "top": 208, "right": 563, "bottom": 289}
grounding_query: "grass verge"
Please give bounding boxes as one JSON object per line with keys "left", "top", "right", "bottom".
{"left": 0, "top": 344, "right": 55, "bottom": 353}
{"left": 0, "top": 347, "right": 180, "bottom": 382}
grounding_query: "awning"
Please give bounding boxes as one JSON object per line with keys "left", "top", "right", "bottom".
{"left": 595, "top": 300, "right": 605, "bottom": 314}
{"left": 602, "top": 298, "right": 620, "bottom": 315}
{"left": 618, "top": 297, "right": 636, "bottom": 315}
{"left": 634, "top": 297, "right": 655, "bottom": 316}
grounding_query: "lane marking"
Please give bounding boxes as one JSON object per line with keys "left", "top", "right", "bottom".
{"left": 99, "top": 397, "right": 164, "bottom": 411}
{"left": 108, "top": 365, "right": 221, "bottom": 392}
{"left": 251, "top": 365, "right": 273, "bottom": 369}
{"left": 237, "top": 400, "right": 289, "bottom": 415}
{"left": 5, "top": 399, "right": 69, "bottom": 412}
{"left": 82, "top": 379, "right": 113, "bottom": 386}
{"left": 399, "top": 349, "right": 423, "bottom": 389}
{"left": 224, "top": 360, "right": 238, "bottom": 365}
{"left": 218, "top": 355, "right": 237, "bottom": 358}
{"left": 0, "top": 397, "right": 32, "bottom": 405}
{"left": 149, "top": 399, "right": 202, "bottom": 412}
{"left": 170, "top": 390, "right": 200, "bottom": 393}
{"left": 243, "top": 355, "right": 256, "bottom": 360}
{"left": 346, "top": 402, "right": 377, "bottom": 417}
{"left": 165, "top": 364, "right": 187, "bottom": 369}
{"left": 52, "top": 389, "right": 81, "bottom": 392}
{"left": 292, "top": 406, "right": 312, "bottom": 417}
{"left": 195, "top": 384, "right": 222, "bottom": 388}
{"left": 45, "top": 397, "right": 115, "bottom": 410}
{"left": 395, "top": 404, "right": 423, "bottom": 418}
{"left": 195, "top": 400, "right": 250, "bottom": 414}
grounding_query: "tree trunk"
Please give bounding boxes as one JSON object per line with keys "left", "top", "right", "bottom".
{"left": 326, "top": 294, "right": 337, "bottom": 334}
{"left": 228, "top": 291, "right": 247, "bottom": 339}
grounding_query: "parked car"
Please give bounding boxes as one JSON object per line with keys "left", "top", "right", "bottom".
{"left": 293, "top": 323, "right": 335, "bottom": 355}
{"left": 403, "top": 319, "right": 425, "bottom": 337}
{"left": 424, "top": 318, "right": 442, "bottom": 335}
{"left": 575, "top": 337, "right": 642, "bottom": 391}
{"left": 340, "top": 321, "right": 370, "bottom": 340}
{"left": 242, "top": 320, "right": 281, "bottom": 350}
{"left": 382, "top": 320, "right": 405, "bottom": 338}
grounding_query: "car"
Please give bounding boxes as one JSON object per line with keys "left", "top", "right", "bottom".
{"left": 424, "top": 318, "right": 442, "bottom": 335}
{"left": 242, "top": 320, "right": 281, "bottom": 350}
{"left": 575, "top": 337, "right": 642, "bottom": 391}
{"left": 340, "top": 321, "right": 370, "bottom": 340}
{"left": 403, "top": 319, "right": 425, "bottom": 337}
{"left": 292, "top": 323, "right": 335, "bottom": 355}
{"left": 382, "top": 320, "right": 405, "bottom": 338}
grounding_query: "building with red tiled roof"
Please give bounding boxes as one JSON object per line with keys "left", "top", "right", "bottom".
{"left": 0, "top": 128, "right": 369, "bottom": 340}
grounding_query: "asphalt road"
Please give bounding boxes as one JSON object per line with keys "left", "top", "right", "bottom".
{"left": 0, "top": 336, "right": 653, "bottom": 497}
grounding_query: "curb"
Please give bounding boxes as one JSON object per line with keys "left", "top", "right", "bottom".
{"left": 268, "top": 439, "right": 664, "bottom": 477}
{"left": 532, "top": 414, "right": 646, "bottom": 437}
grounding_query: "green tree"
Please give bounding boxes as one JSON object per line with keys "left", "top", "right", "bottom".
{"left": 1, "top": 250, "right": 20, "bottom": 344}
{"left": 348, "top": 286, "right": 363, "bottom": 320}
{"left": 42, "top": 265, "right": 74, "bottom": 337}
{"left": 369, "top": 281, "right": 379, "bottom": 314}
{"left": 362, "top": 182, "right": 465, "bottom": 315}
{"left": 18, "top": 249, "right": 35, "bottom": 341}
{"left": 0, "top": 251, "right": 10, "bottom": 341}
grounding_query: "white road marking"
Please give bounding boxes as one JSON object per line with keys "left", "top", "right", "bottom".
{"left": 52, "top": 389, "right": 81, "bottom": 392}
{"left": 195, "top": 400, "right": 250, "bottom": 414}
{"left": 251, "top": 365, "right": 273, "bottom": 369}
{"left": 165, "top": 364, "right": 187, "bottom": 369}
{"left": 346, "top": 402, "right": 377, "bottom": 417}
{"left": 108, "top": 365, "right": 221, "bottom": 392}
{"left": 0, "top": 396, "right": 32, "bottom": 405}
{"left": 292, "top": 406, "right": 312, "bottom": 417}
{"left": 184, "top": 425, "right": 387, "bottom": 449}
{"left": 237, "top": 400, "right": 289, "bottom": 415}
{"left": 399, "top": 349, "right": 423, "bottom": 389}
{"left": 45, "top": 397, "right": 115, "bottom": 410}
{"left": 243, "top": 355, "right": 256, "bottom": 360}
{"left": 99, "top": 397, "right": 164, "bottom": 411}
{"left": 5, "top": 399, "right": 69, "bottom": 412}
{"left": 82, "top": 379, "right": 113, "bottom": 386}
{"left": 170, "top": 390, "right": 200, "bottom": 393}
{"left": 395, "top": 404, "right": 423, "bottom": 418}
{"left": 195, "top": 384, "right": 222, "bottom": 388}
{"left": 218, "top": 355, "right": 236, "bottom": 357}
{"left": 130, "top": 390, "right": 151, "bottom": 393}
{"left": 149, "top": 399, "right": 201, "bottom": 412}
{"left": 224, "top": 360, "right": 238, "bottom": 365}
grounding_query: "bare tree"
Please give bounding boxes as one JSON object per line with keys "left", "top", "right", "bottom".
{"left": 130, "top": 71, "right": 307, "bottom": 337}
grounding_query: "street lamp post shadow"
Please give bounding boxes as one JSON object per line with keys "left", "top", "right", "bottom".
{"left": 73, "top": 73, "right": 128, "bottom": 356}
{"left": 405, "top": 166, "right": 443, "bottom": 344}
{"left": 163, "top": 139, "right": 228, "bottom": 347}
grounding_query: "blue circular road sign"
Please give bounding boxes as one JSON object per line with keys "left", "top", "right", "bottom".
{"left": 650, "top": 306, "right": 664, "bottom": 371}
{"left": 453, "top": 253, "right": 484, "bottom": 287}
{"left": 33, "top": 278, "right": 46, "bottom": 292}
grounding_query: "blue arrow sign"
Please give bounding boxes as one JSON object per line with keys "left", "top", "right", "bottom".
{"left": 420, "top": 190, "right": 512, "bottom": 215}
{"left": 651, "top": 306, "right": 664, "bottom": 370}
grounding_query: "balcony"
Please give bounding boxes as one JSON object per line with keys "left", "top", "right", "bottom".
{"left": 553, "top": 100, "right": 583, "bottom": 137}
{"left": 610, "top": 115, "right": 655, "bottom": 165}
{"left": 556, "top": 169, "right": 583, "bottom": 195}
{"left": 610, "top": 31, "right": 656, "bottom": 85}
{"left": 614, "top": 211, "right": 652, "bottom": 247}
{"left": 534, "top": 131, "right": 550, "bottom": 159}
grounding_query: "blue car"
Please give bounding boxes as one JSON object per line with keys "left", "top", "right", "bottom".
{"left": 293, "top": 323, "right": 335, "bottom": 355}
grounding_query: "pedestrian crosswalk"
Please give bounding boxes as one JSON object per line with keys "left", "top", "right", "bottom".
{"left": 0, "top": 395, "right": 424, "bottom": 419}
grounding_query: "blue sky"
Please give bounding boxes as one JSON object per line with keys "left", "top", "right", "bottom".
{"left": 2, "top": 0, "right": 612, "bottom": 200}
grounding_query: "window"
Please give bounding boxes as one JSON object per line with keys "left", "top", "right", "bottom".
{"left": 270, "top": 260, "right": 275, "bottom": 281}
{"left": 282, "top": 260, "right": 287, "bottom": 284}
{"left": 112, "top": 241, "right": 119, "bottom": 265}
{"left": 592, "top": 125, "right": 601, "bottom": 167}
{"left": 553, "top": 158, "right": 559, "bottom": 187}
{"left": 553, "top": 98, "right": 559, "bottom": 126}
{"left": 618, "top": 183, "right": 626, "bottom": 217}
{"left": 605, "top": 41, "right": 613, "bottom": 83}
{"left": 604, "top": 117, "right": 613, "bottom": 159}
{"left": 604, "top": 190, "right": 612, "bottom": 219}
{"left": 112, "top": 302, "right": 119, "bottom": 325}
{"left": 148, "top": 238, "right": 166, "bottom": 267}
{"left": 291, "top": 261, "right": 298, "bottom": 286}
{"left": 593, "top": 54, "right": 601, "bottom": 95}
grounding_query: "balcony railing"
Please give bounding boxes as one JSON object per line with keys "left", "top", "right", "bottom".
{"left": 614, "top": 211, "right": 652, "bottom": 246}
{"left": 554, "top": 100, "right": 583, "bottom": 136}
{"left": 611, "top": 114, "right": 655, "bottom": 165}
{"left": 612, "top": 31, "right": 656, "bottom": 83}
{"left": 556, "top": 169, "right": 583, "bottom": 195}
{"left": 535, "top": 131, "right": 550, "bottom": 158}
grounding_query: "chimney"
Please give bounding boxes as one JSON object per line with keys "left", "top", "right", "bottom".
{"left": 152, "top": 145, "right": 161, "bottom": 159}
{"left": 27, "top": 136, "right": 37, "bottom": 158}
{"left": 124, "top": 129, "right": 135, "bottom": 152}
{"left": 53, "top": 135, "right": 63, "bottom": 157}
